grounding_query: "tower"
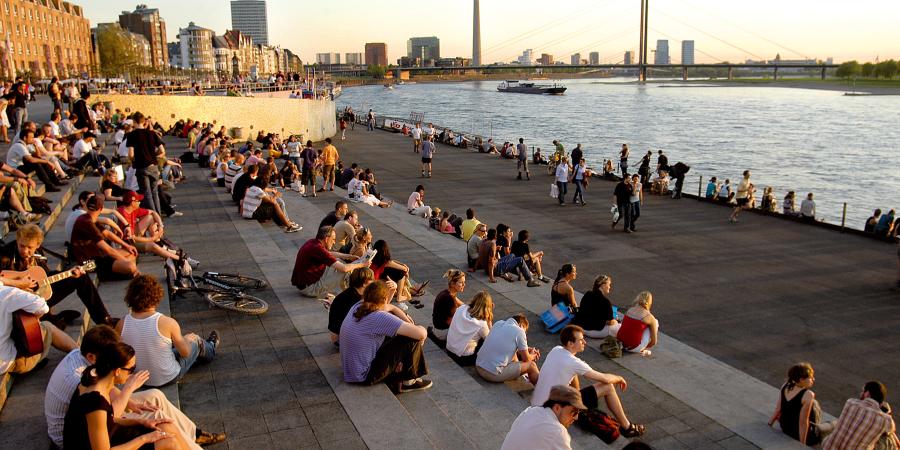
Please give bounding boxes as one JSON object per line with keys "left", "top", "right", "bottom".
{"left": 472, "top": 0, "right": 482, "bottom": 66}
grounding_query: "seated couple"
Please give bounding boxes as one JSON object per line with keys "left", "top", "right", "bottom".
{"left": 347, "top": 173, "right": 391, "bottom": 208}
{"left": 474, "top": 227, "right": 542, "bottom": 287}
{"left": 568, "top": 273, "right": 659, "bottom": 355}
{"left": 235, "top": 164, "right": 302, "bottom": 233}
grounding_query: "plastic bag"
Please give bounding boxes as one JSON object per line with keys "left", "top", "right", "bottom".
{"left": 610, "top": 205, "right": 619, "bottom": 223}
{"left": 550, "top": 183, "right": 559, "bottom": 198}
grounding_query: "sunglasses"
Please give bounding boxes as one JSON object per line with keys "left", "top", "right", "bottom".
{"left": 121, "top": 366, "right": 137, "bottom": 374}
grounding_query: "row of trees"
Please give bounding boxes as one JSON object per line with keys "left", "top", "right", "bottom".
{"left": 835, "top": 60, "right": 899, "bottom": 80}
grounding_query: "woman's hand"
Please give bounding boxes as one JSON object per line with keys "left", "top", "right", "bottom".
{"left": 141, "top": 430, "right": 171, "bottom": 444}
{"left": 141, "top": 417, "right": 173, "bottom": 430}
{"left": 122, "top": 370, "right": 150, "bottom": 393}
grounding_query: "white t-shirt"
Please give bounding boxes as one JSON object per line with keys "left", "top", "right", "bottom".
{"left": 407, "top": 191, "right": 423, "bottom": 210}
{"left": 718, "top": 184, "right": 730, "bottom": 198}
{"left": 114, "top": 129, "right": 125, "bottom": 145}
{"left": 446, "top": 304, "right": 490, "bottom": 357}
{"left": 0, "top": 286, "right": 50, "bottom": 373}
{"left": 72, "top": 139, "right": 91, "bottom": 160}
{"left": 555, "top": 164, "right": 569, "bottom": 183}
{"left": 411, "top": 127, "right": 422, "bottom": 140}
{"left": 49, "top": 121, "right": 61, "bottom": 138}
{"left": 531, "top": 346, "right": 592, "bottom": 406}
{"left": 736, "top": 178, "right": 751, "bottom": 199}
{"left": 800, "top": 199, "right": 816, "bottom": 217}
{"left": 287, "top": 141, "right": 302, "bottom": 158}
{"left": 118, "top": 137, "right": 130, "bottom": 158}
{"left": 5, "top": 142, "right": 31, "bottom": 168}
{"left": 501, "top": 406, "right": 572, "bottom": 450}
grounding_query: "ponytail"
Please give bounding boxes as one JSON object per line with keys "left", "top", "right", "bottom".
{"left": 554, "top": 264, "right": 575, "bottom": 285}
{"left": 785, "top": 362, "right": 813, "bottom": 390}
{"left": 80, "top": 342, "right": 135, "bottom": 387}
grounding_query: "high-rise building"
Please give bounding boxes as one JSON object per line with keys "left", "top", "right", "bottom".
{"left": 681, "top": 40, "right": 694, "bottom": 65}
{"left": 177, "top": 22, "right": 214, "bottom": 70}
{"left": 315, "top": 53, "right": 340, "bottom": 65}
{"left": 472, "top": 0, "right": 481, "bottom": 66}
{"left": 654, "top": 40, "right": 670, "bottom": 64}
{"left": 345, "top": 52, "right": 363, "bottom": 65}
{"left": 570, "top": 53, "right": 581, "bottom": 65}
{"left": 517, "top": 49, "right": 534, "bottom": 65}
{"left": 624, "top": 51, "right": 633, "bottom": 65}
{"left": 407, "top": 36, "right": 440, "bottom": 62}
{"left": 365, "top": 43, "right": 387, "bottom": 66}
{"left": 118, "top": 5, "right": 168, "bottom": 68}
{"left": 589, "top": 52, "right": 600, "bottom": 65}
{"left": 230, "top": 0, "right": 268, "bottom": 45}
{"left": 1, "top": 0, "right": 94, "bottom": 78}
{"left": 538, "top": 53, "right": 554, "bottom": 65}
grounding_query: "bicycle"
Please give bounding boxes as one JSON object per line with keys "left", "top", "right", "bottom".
{"left": 165, "top": 259, "right": 270, "bottom": 315}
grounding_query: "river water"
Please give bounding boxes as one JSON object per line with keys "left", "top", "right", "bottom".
{"left": 339, "top": 79, "right": 899, "bottom": 229}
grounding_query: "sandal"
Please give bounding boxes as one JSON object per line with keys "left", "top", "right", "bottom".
{"left": 410, "top": 280, "right": 429, "bottom": 297}
{"left": 620, "top": 423, "right": 645, "bottom": 438}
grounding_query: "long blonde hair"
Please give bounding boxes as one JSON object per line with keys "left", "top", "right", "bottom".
{"left": 468, "top": 291, "right": 494, "bottom": 326}
{"left": 633, "top": 291, "right": 653, "bottom": 309}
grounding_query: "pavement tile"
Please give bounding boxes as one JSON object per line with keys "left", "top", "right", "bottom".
{"left": 270, "top": 426, "right": 320, "bottom": 449}
{"left": 717, "top": 435, "right": 760, "bottom": 449}
{"left": 264, "top": 408, "right": 311, "bottom": 432}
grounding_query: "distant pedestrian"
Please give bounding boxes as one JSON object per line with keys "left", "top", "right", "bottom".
{"left": 638, "top": 150, "right": 652, "bottom": 184}
{"left": 571, "top": 158, "right": 586, "bottom": 206}
{"left": 729, "top": 170, "right": 751, "bottom": 223}
{"left": 366, "top": 109, "right": 375, "bottom": 131}
{"left": 619, "top": 144, "right": 630, "bottom": 177}
{"left": 656, "top": 150, "right": 669, "bottom": 175}
{"left": 411, "top": 123, "right": 422, "bottom": 153}
{"left": 516, "top": 138, "right": 530, "bottom": 180}
{"left": 348, "top": 107, "right": 356, "bottom": 130}
{"left": 612, "top": 176, "right": 632, "bottom": 232}
{"left": 421, "top": 136, "right": 435, "bottom": 178}
{"left": 555, "top": 156, "right": 569, "bottom": 206}
{"left": 800, "top": 193, "right": 816, "bottom": 223}
{"left": 300, "top": 140, "right": 318, "bottom": 197}
{"left": 339, "top": 118, "right": 347, "bottom": 140}
{"left": 629, "top": 174, "right": 642, "bottom": 231}
{"left": 570, "top": 144, "right": 583, "bottom": 167}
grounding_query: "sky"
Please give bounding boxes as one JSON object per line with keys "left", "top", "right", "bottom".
{"left": 82, "top": 0, "right": 900, "bottom": 65}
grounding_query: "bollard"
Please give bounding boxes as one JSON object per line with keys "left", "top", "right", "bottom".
{"left": 698, "top": 176, "right": 703, "bottom": 200}
{"left": 841, "top": 202, "right": 847, "bottom": 232}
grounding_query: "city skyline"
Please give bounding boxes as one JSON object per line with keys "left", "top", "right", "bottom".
{"left": 80, "top": 0, "right": 900, "bottom": 65}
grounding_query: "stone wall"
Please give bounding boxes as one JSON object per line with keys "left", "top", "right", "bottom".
{"left": 92, "top": 94, "right": 336, "bottom": 142}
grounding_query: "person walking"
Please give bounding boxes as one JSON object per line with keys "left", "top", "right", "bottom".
{"left": 126, "top": 112, "right": 163, "bottom": 214}
{"left": 366, "top": 109, "right": 375, "bottom": 131}
{"left": 729, "top": 170, "right": 752, "bottom": 223}
{"left": 555, "top": 156, "right": 569, "bottom": 206}
{"left": 516, "top": 138, "right": 531, "bottom": 180}
{"left": 619, "top": 144, "right": 630, "bottom": 177}
{"left": 421, "top": 136, "right": 435, "bottom": 178}
{"left": 570, "top": 144, "right": 583, "bottom": 167}
{"left": 638, "top": 150, "right": 652, "bottom": 184}
{"left": 629, "top": 174, "right": 642, "bottom": 231}
{"left": 612, "top": 176, "right": 632, "bottom": 232}
{"left": 411, "top": 123, "right": 423, "bottom": 153}
{"left": 318, "top": 138, "right": 339, "bottom": 192}
{"left": 571, "top": 158, "right": 586, "bottom": 206}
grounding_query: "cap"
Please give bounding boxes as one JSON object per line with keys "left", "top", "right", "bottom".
{"left": 123, "top": 119, "right": 134, "bottom": 126}
{"left": 548, "top": 385, "right": 588, "bottom": 411}
{"left": 123, "top": 191, "right": 144, "bottom": 204}
{"left": 86, "top": 193, "right": 105, "bottom": 211}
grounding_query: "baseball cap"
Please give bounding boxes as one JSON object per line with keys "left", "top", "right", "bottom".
{"left": 86, "top": 193, "right": 105, "bottom": 211}
{"left": 548, "top": 385, "right": 588, "bottom": 411}
{"left": 122, "top": 191, "right": 144, "bottom": 204}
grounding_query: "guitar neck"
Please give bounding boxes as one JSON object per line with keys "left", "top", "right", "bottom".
{"left": 40, "top": 269, "right": 76, "bottom": 287}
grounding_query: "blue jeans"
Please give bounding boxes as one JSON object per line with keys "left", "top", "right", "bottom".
{"left": 630, "top": 201, "right": 641, "bottom": 230}
{"left": 173, "top": 334, "right": 216, "bottom": 382}
{"left": 497, "top": 254, "right": 533, "bottom": 281}
{"left": 11, "top": 107, "right": 27, "bottom": 137}
{"left": 367, "top": 119, "right": 375, "bottom": 131}
{"left": 573, "top": 179, "right": 585, "bottom": 204}
{"left": 556, "top": 181, "right": 567, "bottom": 204}
{"left": 614, "top": 202, "right": 632, "bottom": 230}
{"left": 136, "top": 166, "right": 161, "bottom": 214}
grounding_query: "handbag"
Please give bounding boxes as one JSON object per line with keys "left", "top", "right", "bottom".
{"left": 600, "top": 336, "right": 623, "bottom": 359}
{"left": 550, "top": 183, "right": 559, "bottom": 198}
{"left": 577, "top": 409, "right": 620, "bottom": 444}
{"left": 541, "top": 303, "right": 574, "bottom": 334}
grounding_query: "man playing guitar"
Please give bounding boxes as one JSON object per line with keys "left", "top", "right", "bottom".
{"left": 0, "top": 224, "right": 116, "bottom": 329}
{"left": 0, "top": 285, "right": 76, "bottom": 375}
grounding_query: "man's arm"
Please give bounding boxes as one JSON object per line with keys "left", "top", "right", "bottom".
{"left": 99, "top": 230, "right": 137, "bottom": 256}
{"left": 584, "top": 370, "right": 627, "bottom": 390}
{"left": 160, "top": 316, "right": 192, "bottom": 358}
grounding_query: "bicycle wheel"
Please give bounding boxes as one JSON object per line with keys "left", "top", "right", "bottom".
{"left": 201, "top": 272, "right": 268, "bottom": 290}
{"left": 205, "top": 291, "right": 269, "bottom": 315}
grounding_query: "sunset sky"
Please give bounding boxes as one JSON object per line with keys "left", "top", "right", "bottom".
{"left": 82, "top": 0, "right": 900, "bottom": 64}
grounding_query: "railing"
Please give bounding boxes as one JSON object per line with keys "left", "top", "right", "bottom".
{"left": 87, "top": 80, "right": 325, "bottom": 97}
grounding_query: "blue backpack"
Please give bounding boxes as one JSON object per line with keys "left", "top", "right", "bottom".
{"left": 541, "top": 303, "right": 574, "bottom": 334}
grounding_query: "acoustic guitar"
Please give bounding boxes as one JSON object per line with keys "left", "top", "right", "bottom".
{"left": 0, "top": 260, "right": 97, "bottom": 300}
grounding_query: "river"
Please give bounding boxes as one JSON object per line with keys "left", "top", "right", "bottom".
{"left": 338, "top": 78, "right": 899, "bottom": 229}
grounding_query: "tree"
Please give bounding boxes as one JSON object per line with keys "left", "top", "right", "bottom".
{"left": 861, "top": 62, "right": 876, "bottom": 78}
{"left": 875, "top": 60, "right": 898, "bottom": 79}
{"left": 835, "top": 61, "right": 861, "bottom": 80}
{"left": 96, "top": 25, "right": 141, "bottom": 77}
{"left": 367, "top": 64, "right": 387, "bottom": 78}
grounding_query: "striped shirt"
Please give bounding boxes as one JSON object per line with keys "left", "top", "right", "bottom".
{"left": 339, "top": 303, "right": 403, "bottom": 383}
{"left": 823, "top": 398, "right": 896, "bottom": 450}
{"left": 242, "top": 186, "right": 265, "bottom": 219}
{"left": 120, "top": 313, "right": 180, "bottom": 387}
{"left": 44, "top": 349, "right": 89, "bottom": 448}
{"left": 224, "top": 162, "right": 242, "bottom": 192}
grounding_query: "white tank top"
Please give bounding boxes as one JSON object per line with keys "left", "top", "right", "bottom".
{"left": 121, "top": 312, "right": 180, "bottom": 386}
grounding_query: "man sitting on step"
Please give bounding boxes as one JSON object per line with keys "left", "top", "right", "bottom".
{"left": 70, "top": 193, "right": 139, "bottom": 281}
{"left": 0, "top": 285, "right": 77, "bottom": 376}
{"left": 0, "top": 224, "right": 117, "bottom": 328}
{"left": 44, "top": 324, "right": 227, "bottom": 448}
{"left": 502, "top": 385, "right": 586, "bottom": 450}
{"left": 292, "top": 226, "right": 371, "bottom": 299}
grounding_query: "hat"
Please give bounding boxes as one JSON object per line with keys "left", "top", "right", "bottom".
{"left": 83, "top": 131, "right": 96, "bottom": 139}
{"left": 86, "top": 193, "right": 105, "bottom": 211}
{"left": 548, "top": 385, "right": 588, "bottom": 411}
{"left": 123, "top": 119, "right": 134, "bottom": 126}
{"left": 123, "top": 191, "right": 144, "bottom": 203}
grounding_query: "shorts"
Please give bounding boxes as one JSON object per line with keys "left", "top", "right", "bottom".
{"left": 94, "top": 256, "right": 119, "bottom": 281}
{"left": 217, "top": 178, "right": 225, "bottom": 187}
{"left": 421, "top": 157, "right": 432, "bottom": 164}
{"left": 476, "top": 362, "right": 523, "bottom": 382}
{"left": 517, "top": 159, "right": 528, "bottom": 171}
{"left": 322, "top": 164, "right": 335, "bottom": 183}
{"left": 737, "top": 198, "right": 749, "bottom": 206}
{"left": 252, "top": 202, "right": 275, "bottom": 222}
{"left": 10, "top": 321, "right": 53, "bottom": 374}
{"left": 580, "top": 385, "right": 599, "bottom": 410}
{"left": 414, "top": 139, "right": 422, "bottom": 145}
{"left": 301, "top": 168, "right": 316, "bottom": 185}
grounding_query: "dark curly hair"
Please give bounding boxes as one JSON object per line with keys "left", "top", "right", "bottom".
{"left": 124, "top": 274, "right": 164, "bottom": 312}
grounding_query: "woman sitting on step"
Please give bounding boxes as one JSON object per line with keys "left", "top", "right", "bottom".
{"left": 346, "top": 172, "right": 391, "bottom": 208}
{"left": 446, "top": 291, "right": 493, "bottom": 366}
{"left": 616, "top": 291, "right": 659, "bottom": 356}
{"left": 369, "top": 240, "right": 426, "bottom": 310}
{"left": 768, "top": 362, "right": 834, "bottom": 446}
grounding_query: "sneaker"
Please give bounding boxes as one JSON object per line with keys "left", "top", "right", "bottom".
{"left": 501, "top": 273, "right": 515, "bottom": 282}
{"left": 539, "top": 275, "right": 552, "bottom": 283}
{"left": 396, "top": 302, "right": 409, "bottom": 311}
{"left": 207, "top": 330, "right": 220, "bottom": 349}
{"left": 400, "top": 378, "right": 433, "bottom": 393}
{"left": 284, "top": 224, "right": 302, "bottom": 233}
{"left": 527, "top": 280, "right": 541, "bottom": 287}
{"left": 186, "top": 257, "right": 200, "bottom": 268}
{"left": 170, "top": 211, "right": 184, "bottom": 217}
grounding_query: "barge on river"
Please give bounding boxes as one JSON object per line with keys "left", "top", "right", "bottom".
{"left": 497, "top": 80, "right": 567, "bottom": 95}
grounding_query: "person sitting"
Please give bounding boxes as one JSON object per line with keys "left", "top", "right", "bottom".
{"left": 550, "top": 264, "right": 578, "bottom": 309}
{"left": 347, "top": 173, "right": 392, "bottom": 208}
{"left": 370, "top": 240, "right": 426, "bottom": 308}
{"left": 501, "top": 385, "right": 586, "bottom": 450}
{"left": 800, "top": 192, "right": 816, "bottom": 222}
{"left": 292, "top": 226, "right": 372, "bottom": 299}
{"left": 459, "top": 208, "right": 482, "bottom": 242}
{"left": 496, "top": 224, "right": 541, "bottom": 287}
{"left": 117, "top": 275, "right": 219, "bottom": 387}
{"left": 485, "top": 139, "right": 499, "bottom": 155}
{"left": 822, "top": 381, "right": 897, "bottom": 449}
{"left": 429, "top": 269, "right": 466, "bottom": 345}
{"left": 70, "top": 193, "right": 139, "bottom": 281}
{"left": 476, "top": 313, "right": 540, "bottom": 385}
{"left": 783, "top": 191, "right": 798, "bottom": 216}
{"left": 438, "top": 211, "right": 457, "bottom": 235}
{"left": 62, "top": 342, "right": 189, "bottom": 449}
{"left": 240, "top": 171, "right": 302, "bottom": 233}
{"left": 337, "top": 162, "right": 359, "bottom": 189}
{"left": 865, "top": 209, "right": 883, "bottom": 233}
{"left": 467, "top": 224, "right": 487, "bottom": 272}
{"left": 100, "top": 169, "right": 128, "bottom": 206}
{"left": 0, "top": 224, "right": 116, "bottom": 328}
{"left": 446, "top": 291, "right": 493, "bottom": 366}
{"left": 573, "top": 275, "right": 621, "bottom": 339}
{"left": 231, "top": 162, "right": 259, "bottom": 204}
{"left": 875, "top": 209, "right": 895, "bottom": 238}
{"left": 706, "top": 176, "right": 719, "bottom": 200}
{"left": 512, "top": 230, "right": 552, "bottom": 283}
{"left": 475, "top": 228, "right": 500, "bottom": 283}
{"left": 340, "top": 280, "right": 432, "bottom": 394}
{"left": 118, "top": 191, "right": 196, "bottom": 263}
{"left": 7, "top": 128, "right": 65, "bottom": 192}
{"left": 761, "top": 186, "right": 778, "bottom": 212}
{"left": 616, "top": 291, "right": 659, "bottom": 356}
{"left": 320, "top": 201, "right": 349, "bottom": 229}
{"left": 333, "top": 211, "right": 360, "bottom": 251}
{"left": 532, "top": 148, "right": 547, "bottom": 165}
{"left": 45, "top": 324, "right": 226, "bottom": 448}
{"left": 327, "top": 268, "right": 374, "bottom": 344}
{"left": 768, "top": 362, "right": 832, "bottom": 446}
{"left": 223, "top": 154, "right": 244, "bottom": 193}
{"left": 0, "top": 286, "right": 77, "bottom": 376}
{"left": 532, "top": 325, "right": 646, "bottom": 438}
{"left": 650, "top": 170, "right": 670, "bottom": 195}
{"left": 342, "top": 227, "right": 373, "bottom": 258}
{"left": 407, "top": 185, "right": 432, "bottom": 218}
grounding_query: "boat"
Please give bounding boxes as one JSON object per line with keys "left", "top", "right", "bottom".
{"left": 497, "top": 80, "right": 567, "bottom": 95}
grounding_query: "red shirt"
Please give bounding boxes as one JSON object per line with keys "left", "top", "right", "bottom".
{"left": 291, "top": 239, "right": 337, "bottom": 289}
{"left": 117, "top": 206, "right": 152, "bottom": 230}
{"left": 70, "top": 215, "right": 105, "bottom": 262}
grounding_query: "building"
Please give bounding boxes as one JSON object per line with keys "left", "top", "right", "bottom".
{"left": 315, "top": 53, "right": 340, "bottom": 65}
{"left": 118, "top": 5, "right": 168, "bottom": 67}
{"left": 230, "top": 0, "right": 268, "bottom": 45}
{"left": 681, "top": 40, "right": 694, "bottom": 65}
{"left": 472, "top": 0, "right": 481, "bottom": 66}
{"left": 589, "top": 51, "right": 600, "bottom": 65}
{"left": 538, "top": 53, "right": 554, "bottom": 66}
{"left": 517, "top": 49, "right": 534, "bottom": 65}
{"left": 654, "top": 39, "right": 669, "bottom": 64}
{"left": 1, "top": 0, "right": 94, "bottom": 78}
{"left": 407, "top": 36, "right": 439, "bottom": 62}
{"left": 345, "top": 52, "right": 363, "bottom": 65}
{"left": 176, "top": 22, "right": 214, "bottom": 71}
{"left": 570, "top": 53, "right": 581, "bottom": 65}
{"left": 167, "top": 42, "right": 181, "bottom": 67}
{"left": 624, "top": 51, "right": 633, "bottom": 65}
{"left": 365, "top": 42, "right": 387, "bottom": 66}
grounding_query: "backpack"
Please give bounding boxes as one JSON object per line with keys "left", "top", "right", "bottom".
{"left": 541, "top": 303, "right": 574, "bottom": 334}
{"left": 577, "top": 409, "right": 620, "bottom": 444}
{"left": 600, "top": 336, "right": 623, "bottom": 359}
